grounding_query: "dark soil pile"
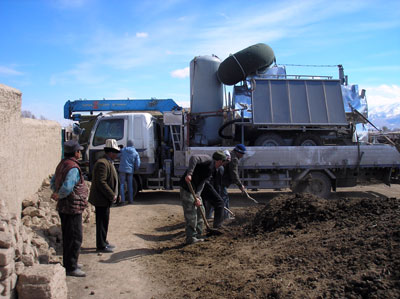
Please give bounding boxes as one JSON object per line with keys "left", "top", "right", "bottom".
{"left": 145, "top": 193, "right": 400, "bottom": 298}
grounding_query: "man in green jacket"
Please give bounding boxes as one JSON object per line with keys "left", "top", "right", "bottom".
{"left": 89, "top": 139, "right": 120, "bottom": 253}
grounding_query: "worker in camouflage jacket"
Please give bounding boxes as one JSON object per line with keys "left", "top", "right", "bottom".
{"left": 221, "top": 144, "right": 247, "bottom": 217}
{"left": 179, "top": 151, "right": 226, "bottom": 245}
{"left": 51, "top": 140, "right": 88, "bottom": 277}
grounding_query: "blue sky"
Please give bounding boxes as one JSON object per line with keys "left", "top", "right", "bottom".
{"left": 1, "top": 0, "right": 399, "bottom": 125}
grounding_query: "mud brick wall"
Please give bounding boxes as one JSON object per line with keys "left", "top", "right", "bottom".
{"left": 0, "top": 83, "right": 61, "bottom": 215}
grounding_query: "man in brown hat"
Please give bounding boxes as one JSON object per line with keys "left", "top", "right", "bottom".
{"left": 89, "top": 139, "right": 120, "bottom": 253}
{"left": 51, "top": 140, "right": 88, "bottom": 277}
{"left": 179, "top": 151, "right": 226, "bottom": 245}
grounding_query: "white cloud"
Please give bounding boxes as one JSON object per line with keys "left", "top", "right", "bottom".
{"left": 363, "top": 84, "right": 400, "bottom": 108}
{"left": 136, "top": 32, "right": 149, "bottom": 38}
{"left": 171, "top": 67, "right": 189, "bottom": 78}
{"left": 54, "top": 0, "right": 91, "bottom": 9}
{"left": 50, "top": 62, "right": 107, "bottom": 85}
{"left": 0, "top": 66, "right": 23, "bottom": 76}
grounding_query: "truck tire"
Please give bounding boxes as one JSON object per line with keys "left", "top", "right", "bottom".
{"left": 254, "top": 133, "right": 285, "bottom": 146}
{"left": 292, "top": 172, "right": 331, "bottom": 198}
{"left": 293, "top": 133, "right": 323, "bottom": 146}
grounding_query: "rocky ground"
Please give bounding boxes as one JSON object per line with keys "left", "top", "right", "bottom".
{"left": 35, "top": 184, "right": 400, "bottom": 298}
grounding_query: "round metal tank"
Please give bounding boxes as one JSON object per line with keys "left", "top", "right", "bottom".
{"left": 190, "top": 55, "right": 224, "bottom": 145}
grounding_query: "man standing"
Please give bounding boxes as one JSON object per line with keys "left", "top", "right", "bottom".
{"left": 222, "top": 144, "right": 247, "bottom": 215}
{"left": 51, "top": 140, "right": 88, "bottom": 277}
{"left": 89, "top": 139, "right": 120, "bottom": 253}
{"left": 118, "top": 140, "right": 140, "bottom": 205}
{"left": 179, "top": 151, "right": 226, "bottom": 245}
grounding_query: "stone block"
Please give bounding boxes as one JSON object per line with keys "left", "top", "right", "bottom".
{"left": 0, "top": 260, "right": 14, "bottom": 280}
{"left": 14, "top": 262, "right": 25, "bottom": 276}
{"left": 0, "top": 232, "right": 12, "bottom": 249}
{"left": 0, "top": 248, "right": 14, "bottom": 267}
{"left": 16, "top": 264, "right": 67, "bottom": 299}
{"left": 21, "top": 254, "right": 34, "bottom": 267}
{"left": 22, "top": 194, "right": 39, "bottom": 208}
{"left": 1, "top": 273, "right": 17, "bottom": 297}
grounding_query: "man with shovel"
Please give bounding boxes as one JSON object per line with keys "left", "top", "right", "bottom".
{"left": 222, "top": 144, "right": 247, "bottom": 203}
{"left": 179, "top": 151, "right": 227, "bottom": 245}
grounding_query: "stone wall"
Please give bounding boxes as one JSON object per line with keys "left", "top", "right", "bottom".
{"left": 0, "top": 83, "right": 61, "bottom": 215}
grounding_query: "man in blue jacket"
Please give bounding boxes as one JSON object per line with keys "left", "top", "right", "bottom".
{"left": 118, "top": 140, "right": 141, "bottom": 204}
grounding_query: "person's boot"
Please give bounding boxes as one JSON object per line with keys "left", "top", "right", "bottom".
{"left": 185, "top": 237, "right": 204, "bottom": 245}
{"left": 66, "top": 268, "right": 86, "bottom": 277}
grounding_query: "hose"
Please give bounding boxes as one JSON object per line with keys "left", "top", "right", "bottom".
{"left": 218, "top": 118, "right": 250, "bottom": 139}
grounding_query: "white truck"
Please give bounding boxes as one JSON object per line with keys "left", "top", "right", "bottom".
{"left": 67, "top": 52, "right": 400, "bottom": 198}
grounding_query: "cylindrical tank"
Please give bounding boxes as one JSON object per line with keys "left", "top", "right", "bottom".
{"left": 217, "top": 43, "right": 275, "bottom": 85}
{"left": 190, "top": 55, "right": 224, "bottom": 145}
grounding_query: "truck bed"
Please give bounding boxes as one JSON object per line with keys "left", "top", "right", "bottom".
{"left": 187, "top": 144, "right": 400, "bottom": 169}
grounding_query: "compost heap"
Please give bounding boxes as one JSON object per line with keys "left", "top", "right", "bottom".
{"left": 149, "top": 193, "right": 400, "bottom": 298}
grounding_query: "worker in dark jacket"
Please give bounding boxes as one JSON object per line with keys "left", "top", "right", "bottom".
{"left": 179, "top": 151, "right": 226, "bottom": 245}
{"left": 88, "top": 139, "right": 120, "bottom": 253}
{"left": 51, "top": 140, "right": 88, "bottom": 277}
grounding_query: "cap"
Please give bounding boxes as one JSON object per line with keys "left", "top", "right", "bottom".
{"left": 234, "top": 144, "right": 246, "bottom": 154}
{"left": 212, "top": 151, "right": 227, "bottom": 161}
{"left": 64, "top": 140, "right": 83, "bottom": 154}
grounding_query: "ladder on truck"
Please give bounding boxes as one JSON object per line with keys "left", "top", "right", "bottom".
{"left": 170, "top": 125, "right": 183, "bottom": 151}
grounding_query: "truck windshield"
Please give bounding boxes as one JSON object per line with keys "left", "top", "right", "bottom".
{"left": 93, "top": 118, "right": 124, "bottom": 146}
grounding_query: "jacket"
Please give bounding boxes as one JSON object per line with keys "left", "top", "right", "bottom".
{"left": 52, "top": 158, "right": 88, "bottom": 214}
{"left": 179, "top": 155, "right": 215, "bottom": 196}
{"left": 118, "top": 146, "right": 140, "bottom": 174}
{"left": 89, "top": 155, "right": 119, "bottom": 207}
{"left": 222, "top": 150, "right": 242, "bottom": 188}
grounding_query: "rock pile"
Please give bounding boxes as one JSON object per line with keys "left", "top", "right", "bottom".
{"left": 0, "top": 177, "right": 94, "bottom": 298}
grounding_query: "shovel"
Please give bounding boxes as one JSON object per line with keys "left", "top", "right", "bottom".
{"left": 186, "top": 181, "right": 223, "bottom": 236}
{"left": 243, "top": 189, "right": 261, "bottom": 204}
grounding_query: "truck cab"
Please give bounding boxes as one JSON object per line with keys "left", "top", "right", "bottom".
{"left": 87, "top": 113, "right": 158, "bottom": 181}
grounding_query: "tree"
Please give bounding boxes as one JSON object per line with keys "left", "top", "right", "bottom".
{"left": 21, "top": 110, "right": 36, "bottom": 119}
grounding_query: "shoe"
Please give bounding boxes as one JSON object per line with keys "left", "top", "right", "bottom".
{"left": 77, "top": 263, "right": 83, "bottom": 269}
{"left": 97, "top": 245, "right": 114, "bottom": 253}
{"left": 128, "top": 201, "right": 134, "bottom": 205}
{"left": 66, "top": 269, "right": 86, "bottom": 277}
{"left": 185, "top": 237, "right": 204, "bottom": 245}
{"left": 105, "top": 243, "right": 116, "bottom": 249}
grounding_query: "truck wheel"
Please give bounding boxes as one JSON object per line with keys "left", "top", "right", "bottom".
{"left": 293, "top": 172, "right": 331, "bottom": 198}
{"left": 254, "top": 133, "right": 285, "bottom": 146}
{"left": 293, "top": 133, "right": 323, "bottom": 146}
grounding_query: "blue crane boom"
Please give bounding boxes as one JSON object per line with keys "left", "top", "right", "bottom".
{"left": 64, "top": 98, "right": 181, "bottom": 121}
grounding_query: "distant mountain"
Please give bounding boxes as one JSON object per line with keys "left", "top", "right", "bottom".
{"left": 368, "top": 103, "right": 400, "bottom": 130}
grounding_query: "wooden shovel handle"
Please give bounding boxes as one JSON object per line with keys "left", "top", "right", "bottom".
{"left": 186, "top": 181, "right": 212, "bottom": 230}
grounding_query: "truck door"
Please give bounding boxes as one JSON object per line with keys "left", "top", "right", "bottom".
{"left": 88, "top": 116, "right": 127, "bottom": 177}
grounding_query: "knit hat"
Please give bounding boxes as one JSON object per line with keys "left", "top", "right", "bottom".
{"left": 234, "top": 144, "right": 246, "bottom": 154}
{"left": 212, "top": 151, "right": 227, "bottom": 161}
{"left": 64, "top": 140, "right": 83, "bottom": 154}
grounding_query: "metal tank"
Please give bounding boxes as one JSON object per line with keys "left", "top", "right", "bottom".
{"left": 190, "top": 55, "right": 224, "bottom": 145}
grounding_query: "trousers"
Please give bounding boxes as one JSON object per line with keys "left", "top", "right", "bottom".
{"left": 180, "top": 188, "right": 204, "bottom": 240}
{"left": 95, "top": 206, "right": 110, "bottom": 249}
{"left": 59, "top": 212, "right": 82, "bottom": 272}
{"left": 119, "top": 172, "right": 134, "bottom": 203}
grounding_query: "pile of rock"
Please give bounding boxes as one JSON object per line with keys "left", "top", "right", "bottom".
{"left": 0, "top": 177, "right": 94, "bottom": 298}
{"left": 20, "top": 177, "right": 94, "bottom": 262}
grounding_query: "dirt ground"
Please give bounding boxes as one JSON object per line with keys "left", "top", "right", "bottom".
{"left": 57, "top": 185, "right": 400, "bottom": 299}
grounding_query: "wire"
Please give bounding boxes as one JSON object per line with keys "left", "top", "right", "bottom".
{"left": 279, "top": 64, "right": 338, "bottom": 68}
